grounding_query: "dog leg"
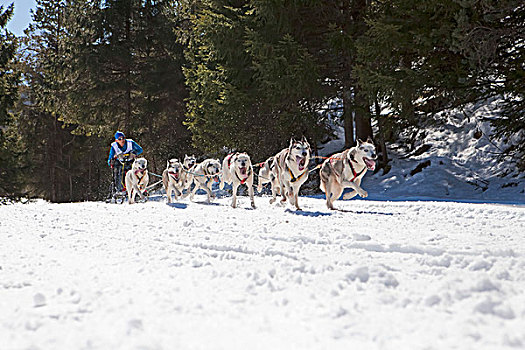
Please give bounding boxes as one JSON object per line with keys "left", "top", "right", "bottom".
{"left": 128, "top": 187, "right": 134, "bottom": 204}
{"left": 167, "top": 186, "right": 172, "bottom": 203}
{"left": 269, "top": 182, "right": 278, "bottom": 204}
{"left": 257, "top": 175, "right": 263, "bottom": 192}
{"left": 343, "top": 191, "right": 358, "bottom": 200}
{"left": 203, "top": 181, "right": 214, "bottom": 203}
{"left": 323, "top": 178, "right": 335, "bottom": 210}
{"left": 231, "top": 183, "right": 238, "bottom": 208}
{"left": 342, "top": 180, "right": 367, "bottom": 198}
{"left": 294, "top": 191, "right": 301, "bottom": 211}
{"left": 133, "top": 183, "right": 145, "bottom": 201}
{"left": 190, "top": 182, "right": 200, "bottom": 201}
{"left": 248, "top": 179, "right": 256, "bottom": 209}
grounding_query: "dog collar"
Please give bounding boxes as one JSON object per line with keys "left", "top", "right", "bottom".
{"left": 235, "top": 167, "right": 252, "bottom": 185}
{"left": 289, "top": 168, "right": 307, "bottom": 183}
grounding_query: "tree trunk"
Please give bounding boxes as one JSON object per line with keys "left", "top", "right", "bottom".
{"left": 374, "top": 97, "right": 389, "bottom": 171}
{"left": 343, "top": 89, "right": 354, "bottom": 148}
{"left": 354, "top": 85, "right": 373, "bottom": 142}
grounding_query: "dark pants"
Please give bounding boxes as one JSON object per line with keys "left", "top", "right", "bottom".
{"left": 113, "top": 162, "right": 125, "bottom": 192}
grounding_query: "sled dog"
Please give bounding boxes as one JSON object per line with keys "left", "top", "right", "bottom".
{"left": 180, "top": 154, "right": 197, "bottom": 195}
{"left": 190, "top": 158, "right": 221, "bottom": 203}
{"left": 257, "top": 156, "right": 281, "bottom": 203}
{"left": 220, "top": 152, "right": 256, "bottom": 208}
{"left": 273, "top": 137, "right": 311, "bottom": 210}
{"left": 162, "top": 158, "right": 184, "bottom": 203}
{"left": 125, "top": 157, "right": 149, "bottom": 204}
{"left": 320, "top": 137, "right": 377, "bottom": 210}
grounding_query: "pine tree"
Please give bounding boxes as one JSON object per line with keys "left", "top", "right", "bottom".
{"left": 61, "top": 0, "right": 192, "bottom": 169}
{"left": 0, "top": 3, "right": 22, "bottom": 200}
{"left": 357, "top": 0, "right": 524, "bottom": 168}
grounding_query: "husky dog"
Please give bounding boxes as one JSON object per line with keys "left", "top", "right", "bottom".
{"left": 220, "top": 152, "right": 256, "bottom": 208}
{"left": 125, "top": 157, "right": 149, "bottom": 204}
{"left": 320, "top": 138, "right": 377, "bottom": 210}
{"left": 180, "top": 154, "right": 197, "bottom": 195}
{"left": 162, "top": 158, "right": 184, "bottom": 203}
{"left": 257, "top": 156, "right": 281, "bottom": 203}
{"left": 190, "top": 158, "right": 221, "bottom": 203}
{"left": 273, "top": 137, "right": 311, "bottom": 210}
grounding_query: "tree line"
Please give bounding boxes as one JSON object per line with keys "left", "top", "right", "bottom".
{"left": 1, "top": 0, "right": 523, "bottom": 202}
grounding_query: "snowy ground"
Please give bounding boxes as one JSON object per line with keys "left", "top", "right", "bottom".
{"left": 1, "top": 195, "right": 524, "bottom": 350}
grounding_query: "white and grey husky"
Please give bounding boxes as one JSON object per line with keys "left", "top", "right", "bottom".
{"left": 220, "top": 152, "right": 256, "bottom": 208}
{"left": 272, "top": 137, "right": 311, "bottom": 210}
{"left": 319, "top": 138, "right": 377, "bottom": 210}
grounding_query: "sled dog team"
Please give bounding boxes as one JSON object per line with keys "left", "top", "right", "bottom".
{"left": 127, "top": 137, "right": 377, "bottom": 210}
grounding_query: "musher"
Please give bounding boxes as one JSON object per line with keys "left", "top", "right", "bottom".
{"left": 108, "top": 131, "right": 143, "bottom": 192}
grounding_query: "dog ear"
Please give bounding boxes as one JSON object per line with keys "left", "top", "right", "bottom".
{"left": 349, "top": 148, "right": 357, "bottom": 162}
{"left": 289, "top": 138, "right": 294, "bottom": 149}
{"left": 366, "top": 136, "right": 374, "bottom": 144}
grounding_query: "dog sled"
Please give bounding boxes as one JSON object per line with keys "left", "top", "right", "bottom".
{"left": 106, "top": 154, "right": 162, "bottom": 204}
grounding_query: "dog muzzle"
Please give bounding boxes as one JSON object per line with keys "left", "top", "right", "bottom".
{"left": 296, "top": 156, "right": 307, "bottom": 171}
{"left": 363, "top": 157, "right": 376, "bottom": 171}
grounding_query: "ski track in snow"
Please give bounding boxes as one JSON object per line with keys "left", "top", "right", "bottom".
{"left": 1, "top": 196, "right": 524, "bottom": 350}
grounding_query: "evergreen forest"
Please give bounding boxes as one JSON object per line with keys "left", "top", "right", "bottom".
{"left": 0, "top": 0, "right": 523, "bottom": 202}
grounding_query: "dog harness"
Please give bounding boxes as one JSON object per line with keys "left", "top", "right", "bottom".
{"left": 111, "top": 140, "right": 133, "bottom": 156}
{"left": 280, "top": 150, "right": 308, "bottom": 183}
{"left": 168, "top": 170, "right": 179, "bottom": 182}
{"left": 235, "top": 167, "right": 252, "bottom": 185}
{"left": 135, "top": 169, "right": 148, "bottom": 189}
{"left": 288, "top": 168, "right": 308, "bottom": 183}
{"left": 330, "top": 152, "right": 365, "bottom": 182}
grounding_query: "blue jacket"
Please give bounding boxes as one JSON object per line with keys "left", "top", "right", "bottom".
{"left": 107, "top": 139, "right": 143, "bottom": 166}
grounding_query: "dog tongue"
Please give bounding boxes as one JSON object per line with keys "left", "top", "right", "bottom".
{"left": 364, "top": 158, "right": 376, "bottom": 170}
{"left": 240, "top": 167, "right": 247, "bottom": 176}
{"left": 296, "top": 156, "right": 306, "bottom": 170}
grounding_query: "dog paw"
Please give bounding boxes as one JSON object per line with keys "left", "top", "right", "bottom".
{"left": 359, "top": 190, "right": 368, "bottom": 198}
{"left": 269, "top": 198, "right": 276, "bottom": 204}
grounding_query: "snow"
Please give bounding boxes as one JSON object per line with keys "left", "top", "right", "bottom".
{"left": 319, "top": 98, "right": 525, "bottom": 204}
{"left": 1, "top": 196, "right": 524, "bottom": 349}
{"left": 2, "top": 98, "right": 525, "bottom": 349}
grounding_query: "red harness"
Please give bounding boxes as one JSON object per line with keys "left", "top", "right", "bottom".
{"left": 330, "top": 156, "right": 364, "bottom": 182}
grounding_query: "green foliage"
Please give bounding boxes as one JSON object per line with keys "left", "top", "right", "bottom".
{"left": 357, "top": 0, "right": 525, "bottom": 160}
{"left": 183, "top": 0, "right": 333, "bottom": 159}
{"left": 0, "top": 3, "right": 22, "bottom": 198}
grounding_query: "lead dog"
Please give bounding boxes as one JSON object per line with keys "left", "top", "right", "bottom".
{"left": 125, "top": 157, "right": 149, "bottom": 204}
{"left": 257, "top": 155, "right": 281, "bottom": 204}
{"left": 220, "top": 152, "right": 256, "bottom": 208}
{"left": 189, "top": 158, "right": 221, "bottom": 203}
{"left": 162, "top": 158, "right": 184, "bottom": 203}
{"left": 273, "top": 137, "right": 311, "bottom": 210}
{"left": 320, "top": 138, "right": 377, "bottom": 210}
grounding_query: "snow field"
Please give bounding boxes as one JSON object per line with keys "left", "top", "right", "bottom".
{"left": 1, "top": 196, "right": 524, "bottom": 349}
